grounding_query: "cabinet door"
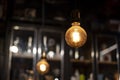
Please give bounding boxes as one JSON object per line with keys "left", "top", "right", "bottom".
{"left": 9, "top": 25, "right": 37, "bottom": 80}
{"left": 37, "top": 27, "right": 64, "bottom": 80}
{"left": 96, "top": 34, "right": 118, "bottom": 80}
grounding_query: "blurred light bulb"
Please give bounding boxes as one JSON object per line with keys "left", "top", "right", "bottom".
{"left": 54, "top": 77, "right": 59, "bottom": 80}
{"left": 36, "top": 59, "right": 49, "bottom": 75}
{"left": 47, "top": 51, "right": 55, "bottom": 58}
{"left": 10, "top": 46, "right": 18, "bottom": 53}
{"left": 65, "top": 22, "right": 87, "bottom": 48}
{"left": 13, "top": 26, "right": 20, "bottom": 30}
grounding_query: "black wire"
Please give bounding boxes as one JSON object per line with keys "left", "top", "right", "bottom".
{"left": 41, "top": 0, "right": 48, "bottom": 56}
{"left": 42, "top": 0, "right": 45, "bottom": 27}
{"left": 70, "top": 0, "right": 80, "bottom": 22}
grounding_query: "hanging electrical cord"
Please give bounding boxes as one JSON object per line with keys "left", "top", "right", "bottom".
{"left": 42, "top": 0, "right": 45, "bottom": 28}
{"left": 65, "top": 0, "right": 87, "bottom": 48}
{"left": 36, "top": 0, "right": 50, "bottom": 75}
{"left": 42, "top": 0, "right": 48, "bottom": 52}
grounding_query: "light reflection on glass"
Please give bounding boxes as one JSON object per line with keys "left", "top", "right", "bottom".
{"left": 60, "top": 49, "right": 64, "bottom": 57}
{"left": 38, "top": 47, "right": 42, "bottom": 57}
{"left": 91, "top": 51, "right": 94, "bottom": 58}
{"left": 33, "top": 47, "right": 37, "bottom": 54}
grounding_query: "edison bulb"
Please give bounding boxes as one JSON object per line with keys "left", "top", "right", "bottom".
{"left": 65, "top": 22, "right": 87, "bottom": 48}
{"left": 36, "top": 59, "right": 49, "bottom": 75}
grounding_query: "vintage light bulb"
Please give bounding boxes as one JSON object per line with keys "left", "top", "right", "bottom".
{"left": 36, "top": 59, "right": 49, "bottom": 75}
{"left": 65, "top": 22, "right": 87, "bottom": 48}
{"left": 36, "top": 51, "right": 49, "bottom": 75}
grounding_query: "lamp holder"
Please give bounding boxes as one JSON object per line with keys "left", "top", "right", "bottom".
{"left": 41, "top": 51, "right": 47, "bottom": 59}
{"left": 71, "top": 9, "right": 80, "bottom": 22}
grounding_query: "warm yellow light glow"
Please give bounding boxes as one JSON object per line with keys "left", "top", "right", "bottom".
{"left": 72, "top": 30, "right": 81, "bottom": 43}
{"left": 40, "top": 64, "right": 46, "bottom": 72}
{"left": 65, "top": 22, "right": 87, "bottom": 48}
{"left": 36, "top": 59, "right": 49, "bottom": 75}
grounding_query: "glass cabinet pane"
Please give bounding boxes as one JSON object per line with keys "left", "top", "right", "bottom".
{"left": 9, "top": 25, "right": 36, "bottom": 80}
{"left": 96, "top": 34, "right": 117, "bottom": 80}
{"left": 68, "top": 33, "right": 92, "bottom": 60}
{"left": 37, "top": 28, "right": 64, "bottom": 80}
{"left": 38, "top": 28, "right": 63, "bottom": 60}
{"left": 69, "top": 33, "right": 92, "bottom": 80}
{"left": 97, "top": 35, "right": 117, "bottom": 62}
{"left": 10, "top": 27, "right": 35, "bottom": 57}
{"left": 12, "top": 0, "right": 40, "bottom": 20}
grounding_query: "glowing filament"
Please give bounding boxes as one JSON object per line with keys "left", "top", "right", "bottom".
{"left": 72, "top": 31, "right": 81, "bottom": 43}
{"left": 40, "top": 64, "right": 47, "bottom": 72}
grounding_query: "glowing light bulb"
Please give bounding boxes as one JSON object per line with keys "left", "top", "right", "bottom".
{"left": 36, "top": 59, "right": 49, "bottom": 75}
{"left": 65, "top": 22, "right": 87, "bottom": 48}
{"left": 40, "top": 64, "right": 46, "bottom": 72}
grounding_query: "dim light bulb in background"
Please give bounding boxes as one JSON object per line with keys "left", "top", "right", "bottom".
{"left": 36, "top": 59, "right": 49, "bottom": 75}
{"left": 10, "top": 46, "right": 18, "bottom": 53}
{"left": 65, "top": 22, "right": 87, "bottom": 48}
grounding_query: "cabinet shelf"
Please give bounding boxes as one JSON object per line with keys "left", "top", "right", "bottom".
{"left": 11, "top": 17, "right": 67, "bottom": 25}
{"left": 71, "top": 59, "right": 117, "bottom": 66}
{"left": 70, "top": 59, "right": 92, "bottom": 65}
{"left": 48, "top": 58, "right": 61, "bottom": 62}
{"left": 71, "top": 59, "right": 91, "bottom": 63}
{"left": 99, "top": 61, "right": 117, "bottom": 65}
{"left": 12, "top": 53, "right": 33, "bottom": 59}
